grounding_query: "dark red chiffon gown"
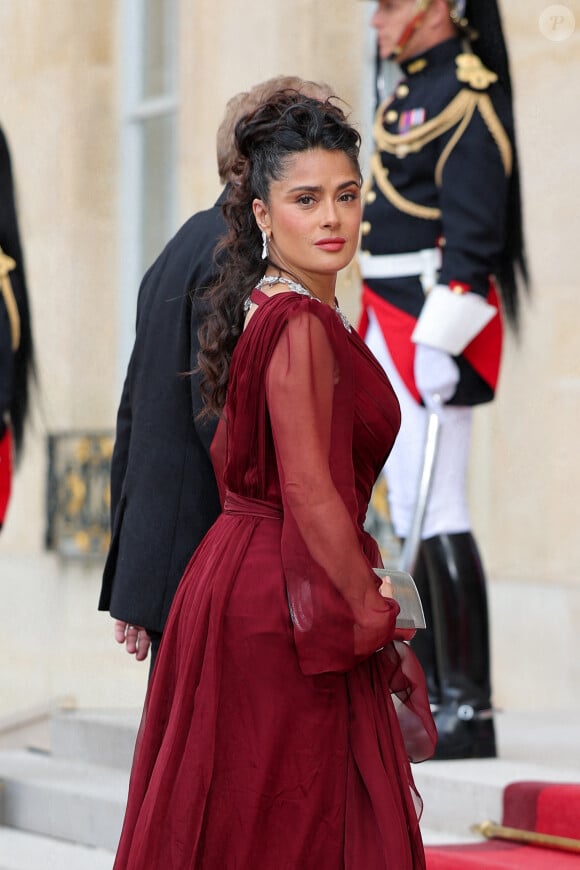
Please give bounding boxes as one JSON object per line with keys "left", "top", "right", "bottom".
{"left": 113, "top": 289, "right": 436, "bottom": 870}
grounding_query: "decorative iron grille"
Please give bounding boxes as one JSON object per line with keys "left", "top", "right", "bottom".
{"left": 46, "top": 431, "right": 114, "bottom": 559}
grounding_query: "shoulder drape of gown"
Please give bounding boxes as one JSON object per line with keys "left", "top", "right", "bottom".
{"left": 113, "top": 291, "right": 436, "bottom": 870}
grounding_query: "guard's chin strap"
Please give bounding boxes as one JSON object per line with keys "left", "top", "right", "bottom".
{"left": 390, "top": 6, "right": 430, "bottom": 59}
{"left": 389, "top": 1, "right": 470, "bottom": 60}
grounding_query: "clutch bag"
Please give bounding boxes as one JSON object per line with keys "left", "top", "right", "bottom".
{"left": 373, "top": 568, "right": 426, "bottom": 630}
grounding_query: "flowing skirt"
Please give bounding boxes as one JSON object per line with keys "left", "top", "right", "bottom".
{"left": 114, "top": 508, "right": 434, "bottom": 869}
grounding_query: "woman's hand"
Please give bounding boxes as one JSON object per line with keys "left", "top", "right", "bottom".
{"left": 378, "top": 576, "right": 394, "bottom": 599}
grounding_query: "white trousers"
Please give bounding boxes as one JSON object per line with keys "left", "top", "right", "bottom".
{"left": 366, "top": 309, "right": 473, "bottom": 539}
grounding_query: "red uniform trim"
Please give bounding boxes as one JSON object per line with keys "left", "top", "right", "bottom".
{"left": 0, "top": 427, "right": 13, "bottom": 526}
{"left": 358, "top": 285, "right": 422, "bottom": 403}
{"left": 359, "top": 283, "right": 503, "bottom": 402}
{"left": 393, "top": 10, "right": 428, "bottom": 57}
{"left": 462, "top": 282, "right": 503, "bottom": 390}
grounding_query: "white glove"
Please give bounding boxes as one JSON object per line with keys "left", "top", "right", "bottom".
{"left": 414, "top": 343, "right": 460, "bottom": 411}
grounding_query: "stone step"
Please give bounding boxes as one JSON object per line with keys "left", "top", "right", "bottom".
{"left": 414, "top": 705, "right": 580, "bottom": 839}
{"left": 0, "top": 826, "right": 115, "bottom": 870}
{"left": 0, "top": 748, "right": 128, "bottom": 853}
{"left": 50, "top": 709, "right": 140, "bottom": 771}
{"left": 1, "top": 707, "right": 579, "bottom": 857}
{"left": 0, "top": 747, "right": 479, "bottom": 862}
{"left": 421, "top": 828, "right": 483, "bottom": 847}
{"left": 413, "top": 756, "right": 580, "bottom": 840}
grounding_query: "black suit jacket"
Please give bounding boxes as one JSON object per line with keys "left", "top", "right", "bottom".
{"left": 99, "top": 193, "right": 226, "bottom": 633}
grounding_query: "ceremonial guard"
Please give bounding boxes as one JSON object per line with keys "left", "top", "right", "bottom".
{"left": 358, "top": 0, "right": 528, "bottom": 758}
{"left": 0, "top": 126, "right": 35, "bottom": 531}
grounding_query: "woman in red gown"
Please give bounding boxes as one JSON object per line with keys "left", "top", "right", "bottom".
{"left": 114, "top": 91, "right": 436, "bottom": 869}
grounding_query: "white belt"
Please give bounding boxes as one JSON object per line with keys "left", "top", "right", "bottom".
{"left": 359, "top": 248, "right": 442, "bottom": 291}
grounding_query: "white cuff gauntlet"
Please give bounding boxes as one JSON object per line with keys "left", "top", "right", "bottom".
{"left": 411, "top": 284, "right": 497, "bottom": 355}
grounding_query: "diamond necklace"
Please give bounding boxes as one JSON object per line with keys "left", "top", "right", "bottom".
{"left": 254, "top": 275, "right": 351, "bottom": 332}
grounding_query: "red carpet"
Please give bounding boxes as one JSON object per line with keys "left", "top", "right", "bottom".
{"left": 425, "top": 781, "right": 580, "bottom": 869}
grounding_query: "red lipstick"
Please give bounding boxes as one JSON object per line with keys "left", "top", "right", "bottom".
{"left": 315, "top": 237, "right": 346, "bottom": 252}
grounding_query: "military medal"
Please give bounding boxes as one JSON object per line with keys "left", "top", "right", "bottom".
{"left": 398, "top": 108, "right": 426, "bottom": 133}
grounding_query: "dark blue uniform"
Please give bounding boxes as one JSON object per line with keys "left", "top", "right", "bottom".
{"left": 359, "top": 36, "right": 513, "bottom": 406}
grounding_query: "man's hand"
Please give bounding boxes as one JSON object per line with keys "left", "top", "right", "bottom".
{"left": 114, "top": 619, "right": 151, "bottom": 662}
{"left": 414, "top": 343, "right": 460, "bottom": 412}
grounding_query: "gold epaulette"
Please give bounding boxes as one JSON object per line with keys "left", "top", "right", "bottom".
{"left": 455, "top": 53, "right": 497, "bottom": 91}
{"left": 0, "top": 246, "right": 21, "bottom": 351}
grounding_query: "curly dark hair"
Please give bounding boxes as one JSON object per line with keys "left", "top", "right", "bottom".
{"left": 197, "top": 90, "right": 361, "bottom": 418}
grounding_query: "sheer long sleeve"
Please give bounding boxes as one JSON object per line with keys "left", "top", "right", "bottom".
{"left": 266, "top": 307, "right": 399, "bottom": 675}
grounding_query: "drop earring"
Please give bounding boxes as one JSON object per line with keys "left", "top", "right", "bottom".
{"left": 261, "top": 230, "right": 269, "bottom": 260}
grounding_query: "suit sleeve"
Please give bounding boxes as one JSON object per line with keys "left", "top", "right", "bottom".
{"left": 109, "top": 369, "right": 131, "bottom": 528}
{"left": 189, "top": 216, "right": 222, "bottom": 458}
{"left": 106, "top": 265, "right": 155, "bottom": 530}
{"left": 266, "top": 307, "right": 399, "bottom": 675}
{"left": 190, "top": 292, "right": 218, "bottom": 458}
{"left": 107, "top": 257, "right": 158, "bottom": 529}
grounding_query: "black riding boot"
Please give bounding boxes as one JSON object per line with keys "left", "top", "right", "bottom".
{"left": 422, "top": 532, "right": 496, "bottom": 760}
{"left": 408, "top": 545, "right": 441, "bottom": 707}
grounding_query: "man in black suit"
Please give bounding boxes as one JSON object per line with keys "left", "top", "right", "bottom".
{"left": 99, "top": 76, "right": 331, "bottom": 672}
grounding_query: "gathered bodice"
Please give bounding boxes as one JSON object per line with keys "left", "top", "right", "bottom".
{"left": 224, "top": 288, "right": 400, "bottom": 532}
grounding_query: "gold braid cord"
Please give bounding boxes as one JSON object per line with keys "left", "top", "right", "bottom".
{"left": 435, "top": 98, "right": 477, "bottom": 186}
{"left": 373, "top": 88, "right": 476, "bottom": 156}
{"left": 370, "top": 151, "right": 441, "bottom": 221}
{"left": 0, "top": 246, "right": 21, "bottom": 352}
{"left": 371, "top": 85, "right": 512, "bottom": 220}
{"left": 477, "top": 93, "right": 513, "bottom": 176}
